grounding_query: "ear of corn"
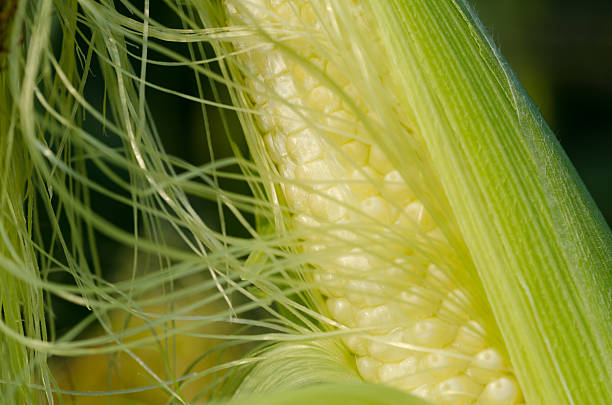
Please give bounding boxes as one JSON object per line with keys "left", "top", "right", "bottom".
{"left": 2, "top": 0, "right": 611, "bottom": 403}
{"left": 210, "top": 1, "right": 612, "bottom": 404}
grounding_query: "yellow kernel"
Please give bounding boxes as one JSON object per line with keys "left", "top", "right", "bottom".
{"left": 368, "top": 329, "right": 412, "bottom": 363}
{"left": 273, "top": 101, "right": 305, "bottom": 133}
{"left": 272, "top": 73, "right": 298, "bottom": 100}
{"left": 467, "top": 348, "right": 507, "bottom": 384}
{"left": 334, "top": 250, "right": 372, "bottom": 273}
{"left": 342, "top": 334, "right": 368, "bottom": 357}
{"left": 307, "top": 186, "right": 347, "bottom": 221}
{"left": 439, "top": 289, "right": 471, "bottom": 323}
{"left": 360, "top": 195, "right": 393, "bottom": 224}
{"left": 293, "top": 213, "right": 320, "bottom": 228}
{"left": 434, "top": 375, "right": 482, "bottom": 405}
{"left": 283, "top": 183, "right": 309, "bottom": 212}
{"left": 239, "top": 0, "right": 273, "bottom": 21}
{"left": 399, "top": 287, "right": 440, "bottom": 319}
{"left": 356, "top": 356, "right": 382, "bottom": 382}
{"left": 479, "top": 377, "right": 521, "bottom": 405}
{"left": 384, "top": 259, "right": 425, "bottom": 285}
{"left": 274, "top": 2, "right": 294, "bottom": 21}
{"left": 292, "top": 62, "right": 317, "bottom": 93}
{"left": 341, "top": 140, "right": 369, "bottom": 166}
{"left": 393, "top": 373, "right": 437, "bottom": 391}
{"left": 295, "top": 159, "right": 331, "bottom": 180}
{"left": 355, "top": 305, "right": 398, "bottom": 333}
{"left": 286, "top": 129, "right": 323, "bottom": 164}
{"left": 342, "top": 83, "right": 361, "bottom": 107}
{"left": 420, "top": 353, "right": 468, "bottom": 379}
{"left": 403, "top": 200, "right": 435, "bottom": 232}
{"left": 427, "top": 228, "right": 449, "bottom": 244}
{"left": 325, "top": 109, "right": 356, "bottom": 143}
{"left": 314, "top": 271, "right": 348, "bottom": 298}
{"left": 452, "top": 321, "right": 488, "bottom": 355}
{"left": 412, "top": 318, "right": 457, "bottom": 348}
{"left": 255, "top": 52, "right": 288, "bottom": 78}
{"left": 326, "top": 298, "right": 355, "bottom": 326}
{"left": 348, "top": 166, "right": 380, "bottom": 199}
{"left": 299, "top": 3, "right": 317, "bottom": 26}
{"left": 307, "top": 85, "right": 340, "bottom": 112}
{"left": 346, "top": 279, "right": 385, "bottom": 307}
{"left": 369, "top": 145, "right": 395, "bottom": 174}
{"left": 328, "top": 227, "right": 358, "bottom": 242}
{"left": 378, "top": 356, "right": 418, "bottom": 383}
{"left": 263, "top": 131, "right": 287, "bottom": 162}
{"left": 250, "top": 74, "right": 270, "bottom": 106}
{"left": 383, "top": 170, "right": 414, "bottom": 203}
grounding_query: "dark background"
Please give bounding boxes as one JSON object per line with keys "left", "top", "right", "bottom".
{"left": 471, "top": 0, "right": 612, "bottom": 225}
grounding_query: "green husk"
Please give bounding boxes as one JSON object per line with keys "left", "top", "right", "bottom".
{"left": 210, "top": 382, "right": 431, "bottom": 405}
{"left": 369, "top": 2, "right": 612, "bottom": 403}
{"left": 233, "top": 341, "right": 359, "bottom": 396}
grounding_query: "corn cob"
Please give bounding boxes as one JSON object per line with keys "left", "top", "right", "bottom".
{"left": 225, "top": 1, "right": 524, "bottom": 404}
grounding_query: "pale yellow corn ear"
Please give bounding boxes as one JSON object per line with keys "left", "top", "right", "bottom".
{"left": 223, "top": 2, "right": 521, "bottom": 404}
{"left": 202, "top": 0, "right": 612, "bottom": 404}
